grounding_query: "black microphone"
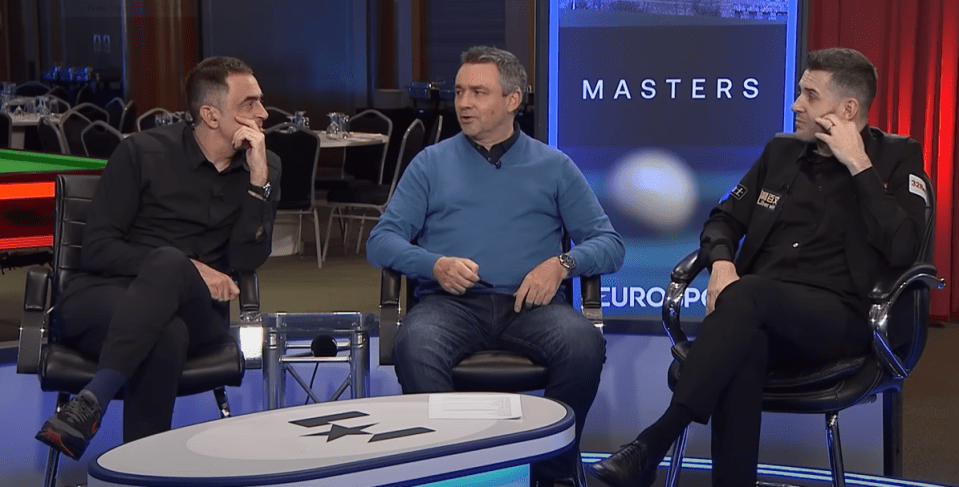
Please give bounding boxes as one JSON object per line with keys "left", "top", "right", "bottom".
{"left": 310, "top": 335, "right": 338, "bottom": 357}
{"left": 494, "top": 160, "right": 502, "bottom": 169}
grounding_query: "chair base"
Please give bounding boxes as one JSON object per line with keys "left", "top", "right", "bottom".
{"left": 664, "top": 412, "right": 847, "bottom": 487}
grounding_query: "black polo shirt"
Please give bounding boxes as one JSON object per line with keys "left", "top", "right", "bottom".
{"left": 751, "top": 144, "right": 863, "bottom": 311}
{"left": 76, "top": 122, "right": 281, "bottom": 278}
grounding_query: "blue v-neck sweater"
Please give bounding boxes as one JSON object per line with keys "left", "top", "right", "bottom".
{"left": 367, "top": 131, "right": 624, "bottom": 296}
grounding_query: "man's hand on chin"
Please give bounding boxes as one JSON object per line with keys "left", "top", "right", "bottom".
{"left": 233, "top": 116, "right": 268, "bottom": 186}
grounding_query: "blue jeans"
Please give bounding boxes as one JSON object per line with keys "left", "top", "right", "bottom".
{"left": 393, "top": 292, "right": 606, "bottom": 479}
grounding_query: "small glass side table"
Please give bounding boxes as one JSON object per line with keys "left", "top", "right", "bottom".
{"left": 251, "top": 312, "right": 378, "bottom": 410}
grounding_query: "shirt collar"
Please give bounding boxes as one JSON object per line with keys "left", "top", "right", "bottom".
{"left": 183, "top": 123, "right": 250, "bottom": 172}
{"left": 466, "top": 122, "right": 522, "bottom": 162}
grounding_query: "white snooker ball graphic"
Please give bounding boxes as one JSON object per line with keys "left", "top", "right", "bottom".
{"left": 606, "top": 149, "right": 699, "bottom": 232}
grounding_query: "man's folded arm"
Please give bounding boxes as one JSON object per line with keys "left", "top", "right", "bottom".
{"left": 80, "top": 140, "right": 151, "bottom": 277}
{"left": 366, "top": 157, "right": 442, "bottom": 280}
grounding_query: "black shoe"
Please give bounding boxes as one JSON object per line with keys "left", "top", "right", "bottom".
{"left": 585, "top": 439, "right": 660, "bottom": 487}
{"left": 35, "top": 390, "right": 103, "bottom": 460}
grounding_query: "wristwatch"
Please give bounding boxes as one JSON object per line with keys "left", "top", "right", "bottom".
{"left": 557, "top": 252, "right": 576, "bottom": 273}
{"left": 249, "top": 181, "right": 271, "bottom": 199}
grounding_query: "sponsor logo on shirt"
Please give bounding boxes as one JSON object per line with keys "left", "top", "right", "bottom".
{"left": 756, "top": 189, "right": 781, "bottom": 210}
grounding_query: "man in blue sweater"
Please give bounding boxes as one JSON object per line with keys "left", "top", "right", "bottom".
{"left": 367, "top": 46, "right": 624, "bottom": 487}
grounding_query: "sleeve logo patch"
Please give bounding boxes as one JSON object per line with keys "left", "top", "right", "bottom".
{"left": 909, "top": 174, "right": 929, "bottom": 205}
{"left": 730, "top": 184, "right": 748, "bottom": 200}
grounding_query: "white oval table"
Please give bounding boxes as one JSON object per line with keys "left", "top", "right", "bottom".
{"left": 87, "top": 393, "right": 575, "bottom": 487}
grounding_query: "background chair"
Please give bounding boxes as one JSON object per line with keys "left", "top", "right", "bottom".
{"left": 378, "top": 234, "right": 603, "bottom": 486}
{"left": 264, "top": 106, "right": 292, "bottom": 129}
{"left": 73, "top": 102, "right": 109, "bottom": 124}
{"left": 73, "top": 83, "right": 92, "bottom": 106}
{"left": 0, "top": 112, "right": 11, "bottom": 149}
{"left": 118, "top": 100, "right": 138, "bottom": 134}
{"left": 45, "top": 85, "right": 70, "bottom": 107}
{"left": 660, "top": 173, "right": 943, "bottom": 487}
{"left": 45, "top": 96, "right": 70, "bottom": 114}
{"left": 104, "top": 97, "right": 125, "bottom": 130}
{"left": 81, "top": 120, "right": 123, "bottom": 158}
{"left": 264, "top": 123, "right": 323, "bottom": 267}
{"left": 426, "top": 114, "right": 444, "bottom": 146}
{"left": 17, "top": 174, "right": 255, "bottom": 487}
{"left": 137, "top": 107, "right": 171, "bottom": 131}
{"left": 57, "top": 109, "right": 92, "bottom": 156}
{"left": 344, "top": 108, "right": 393, "bottom": 184}
{"left": 37, "top": 117, "right": 67, "bottom": 154}
{"left": 321, "top": 119, "right": 424, "bottom": 262}
{"left": 14, "top": 81, "right": 49, "bottom": 97}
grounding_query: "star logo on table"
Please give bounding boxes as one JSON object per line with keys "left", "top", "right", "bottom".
{"left": 307, "top": 423, "right": 375, "bottom": 442}
{"left": 290, "top": 411, "right": 435, "bottom": 443}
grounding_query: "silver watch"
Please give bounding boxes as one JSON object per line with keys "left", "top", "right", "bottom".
{"left": 557, "top": 252, "right": 576, "bottom": 272}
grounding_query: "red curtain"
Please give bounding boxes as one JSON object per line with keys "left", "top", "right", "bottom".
{"left": 808, "top": 0, "right": 959, "bottom": 321}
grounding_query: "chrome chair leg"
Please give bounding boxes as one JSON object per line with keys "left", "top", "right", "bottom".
{"left": 665, "top": 427, "right": 689, "bottom": 487}
{"left": 42, "top": 392, "right": 71, "bottom": 487}
{"left": 41, "top": 444, "right": 60, "bottom": 487}
{"left": 312, "top": 208, "right": 323, "bottom": 268}
{"left": 573, "top": 451, "right": 588, "bottom": 487}
{"left": 825, "top": 412, "right": 846, "bottom": 487}
{"left": 213, "top": 387, "right": 231, "bottom": 419}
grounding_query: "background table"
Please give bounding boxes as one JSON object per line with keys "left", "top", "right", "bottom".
{"left": 0, "top": 149, "right": 106, "bottom": 268}
{"left": 315, "top": 131, "right": 389, "bottom": 149}
{"left": 88, "top": 393, "right": 576, "bottom": 487}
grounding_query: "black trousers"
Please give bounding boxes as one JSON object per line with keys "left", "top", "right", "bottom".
{"left": 57, "top": 247, "right": 229, "bottom": 443}
{"left": 671, "top": 275, "right": 872, "bottom": 487}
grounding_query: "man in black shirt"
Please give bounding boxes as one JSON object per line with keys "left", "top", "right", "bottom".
{"left": 588, "top": 48, "right": 928, "bottom": 487}
{"left": 35, "top": 56, "right": 280, "bottom": 460}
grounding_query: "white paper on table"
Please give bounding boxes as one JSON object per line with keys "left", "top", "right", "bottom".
{"left": 428, "top": 393, "right": 523, "bottom": 420}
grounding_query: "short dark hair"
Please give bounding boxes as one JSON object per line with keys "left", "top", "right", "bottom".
{"left": 805, "top": 48, "right": 878, "bottom": 117}
{"left": 460, "top": 46, "right": 527, "bottom": 98}
{"left": 184, "top": 56, "right": 254, "bottom": 124}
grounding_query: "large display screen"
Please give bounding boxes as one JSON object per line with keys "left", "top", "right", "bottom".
{"left": 541, "top": 0, "right": 803, "bottom": 320}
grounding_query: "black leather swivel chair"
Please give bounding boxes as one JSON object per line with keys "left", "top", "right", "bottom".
{"left": 17, "top": 174, "right": 256, "bottom": 487}
{"left": 379, "top": 236, "right": 604, "bottom": 486}
{"left": 660, "top": 173, "right": 943, "bottom": 487}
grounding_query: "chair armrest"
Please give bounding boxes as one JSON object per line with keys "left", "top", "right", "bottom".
{"left": 18, "top": 266, "right": 52, "bottom": 374}
{"left": 379, "top": 268, "right": 402, "bottom": 366}
{"left": 236, "top": 271, "right": 260, "bottom": 317}
{"left": 580, "top": 275, "right": 603, "bottom": 327}
{"left": 662, "top": 250, "right": 705, "bottom": 345}
{"left": 868, "top": 263, "right": 943, "bottom": 380}
{"left": 233, "top": 271, "right": 262, "bottom": 369}
{"left": 868, "top": 263, "right": 943, "bottom": 303}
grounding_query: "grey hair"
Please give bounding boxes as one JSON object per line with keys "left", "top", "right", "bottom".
{"left": 460, "top": 46, "right": 527, "bottom": 97}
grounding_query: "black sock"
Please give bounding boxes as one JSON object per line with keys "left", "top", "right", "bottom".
{"left": 83, "top": 368, "right": 128, "bottom": 414}
{"left": 636, "top": 403, "right": 694, "bottom": 460}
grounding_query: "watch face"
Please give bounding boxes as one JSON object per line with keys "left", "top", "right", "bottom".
{"left": 559, "top": 253, "right": 575, "bottom": 270}
{"left": 262, "top": 182, "right": 271, "bottom": 198}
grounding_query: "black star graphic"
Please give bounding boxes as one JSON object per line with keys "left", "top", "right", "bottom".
{"left": 305, "top": 423, "right": 376, "bottom": 442}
